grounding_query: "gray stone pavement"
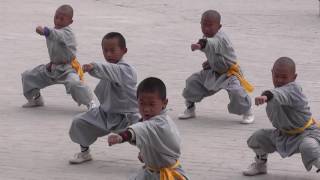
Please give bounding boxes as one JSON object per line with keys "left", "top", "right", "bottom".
{"left": 1, "top": 0, "right": 320, "bottom": 179}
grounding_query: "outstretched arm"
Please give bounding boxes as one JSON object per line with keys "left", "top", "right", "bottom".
{"left": 35, "top": 26, "right": 49, "bottom": 36}
{"left": 36, "top": 26, "right": 73, "bottom": 44}
{"left": 82, "top": 63, "right": 94, "bottom": 73}
{"left": 255, "top": 91, "right": 274, "bottom": 106}
{"left": 108, "top": 129, "right": 135, "bottom": 146}
{"left": 84, "top": 62, "right": 122, "bottom": 83}
{"left": 191, "top": 38, "right": 207, "bottom": 51}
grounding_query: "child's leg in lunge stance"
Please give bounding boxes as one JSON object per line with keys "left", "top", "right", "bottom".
{"left": 179, "top": 71, "right": 214, "bottom": 119}
{"left": 21, "top": 65, "right": 54, "bottom": 107}
{"left": 299, "top": 137, "right": 320, "bottom": 172}
{"left": 62, "top": 73, "right": 94, "bottom": 109}
{"left": 69, "top": 108, "right": 136, "bottom": 164}
{"left": 226, "top": 76, "right": 253, "bottom": 124}
{"left": 243, "top": 129, "right": 276, "bottom": 176}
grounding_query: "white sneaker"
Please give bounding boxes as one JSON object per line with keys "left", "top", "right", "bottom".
{"left": 22, "top": 96, "right": 44, "bottom": 108}
{"left": 243, "top": 159, "right": 267, "bottom": 176}
{"left": 69, "top": 151, "right": 92, "bottom": 164}
{"left": 178, "top": 107, "right": 196, "bottom": 120}
{"left": 86, "top": 101, "right": 97, "bottom": 111}
{"left": 241, "top": 109, "right": 254, "bottom": 124}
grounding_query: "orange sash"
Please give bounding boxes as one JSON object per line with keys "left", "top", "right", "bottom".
{"left": 283, "top": 117, "right": 320, "bottom": 135}
{"left": 227, "top": 63, "right": 254, "bottom": 93}
{"left": 71, "top": 58, "right": 84, "bottom": 81}
{"left": 147, "top": 161, "right": 185, "bottom": 180}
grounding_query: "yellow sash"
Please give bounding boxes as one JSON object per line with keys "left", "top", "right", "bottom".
{"left": 227, "top": 63, "right": 254, "bottom": 93}
{"left": 71, "top": 58, "right": 84, "bottom": 81}
{"left": 147, "top": 161, "right": 185, "bottom": 180}
{"left": 283, "top": 117, "right": 320, "bottom": 135}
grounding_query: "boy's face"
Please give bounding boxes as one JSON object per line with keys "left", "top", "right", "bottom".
{"left": 54, "top": 9, "right": 73, "bottom": 29}
{"left": 138, "top": 92, "right": 168, "bottom": 121}
{"left": 102, "top": 38, "right": 127, "bottom": 64}
{"left": 272, "top": 65, "right": 297, "bottom": 88}
{"left": 201, "top": 16, "right": 221, "bottom": 37}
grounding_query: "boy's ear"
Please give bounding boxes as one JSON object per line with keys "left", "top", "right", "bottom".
{"left": 293, "top": 73, "right": 297, "bottom": 80}
{"left": 69, "top": 19, "right": 73, "bottom": 25}
{"left": 123, "top": 47, "right": 128, "bottom": 54}
{"left": 162, "top": 99, "right": 168, "bottom": 109}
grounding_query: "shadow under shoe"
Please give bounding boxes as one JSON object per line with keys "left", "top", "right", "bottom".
{"left": 243, "top": 157, "right": 267, "bottom": 176}
{"left": 22, "top": 95, "right": 44, "bottom": 108}
{"left": 178, "top": 106, "right": 196, "bottom": 120}
{"left": 69, "top": 150, "right": 92, "bottom": 164}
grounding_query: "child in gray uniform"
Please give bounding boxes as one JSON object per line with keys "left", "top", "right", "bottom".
{"left": 178, "top": 10, "right": 255, "bottom": 124}
{"left": 21, "top": 4, "right": 95, "bottom": 109}
{"left": 108, "top": 77, "right": 188, "bottom": 180}
{"left": 243, "top": 57, "right": 320, "bottom": 176}
{"left": 69, "top": 32, "right": 140, "bottom": 164}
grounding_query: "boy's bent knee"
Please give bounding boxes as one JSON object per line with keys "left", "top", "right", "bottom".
{"left": 21, "top": 70, "right": 34, "bottom": 82}
{"left": 65, "top": 79, "right": 81, "bottom": 88}
{"left": 228, "top": 96, "right": 251, "bottom": 115}
{"left": 299, "top": 137, "right": 319, "bottom": 153}
{"left": 247, "top": 129, "right": 271, "bottom": 147}
{"left": 70, "top": 116, "right": 86, "bottom": 128}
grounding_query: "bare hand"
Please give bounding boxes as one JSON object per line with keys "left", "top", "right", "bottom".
{"left": 82, "top": 64, "right": 94, "bottom": 73}
{"left": 255, "top": 96, "right": 268, "bottom": 106}
{"left": 191, "top": 43, "right": 201, "bottom": 51}
{"left": 36, "top": 26, "right": 44, "bottom": 35}
{"left": 46, "top": 62, "right": 52, "bottom": 72}
{"left": 202, "top": 60, "right": 210, "bottom": 70}
{"left": 138, "top": 152, "right": 144, "bottom": 163}
{"left": 108, "top": 134, "right": 123, "bottom": 146}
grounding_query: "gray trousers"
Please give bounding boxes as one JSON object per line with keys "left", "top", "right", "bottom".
{"left": 182, "top": 70, "right": 251, "bottom": 115}
{"left": 69, "top": 107, "right": 140, "bottom": 147}
{"left": 247, "top": 129, "right": 320, "bottom": 171}
{"left": 22, "top": 64, "right": 93, "bottom": 106}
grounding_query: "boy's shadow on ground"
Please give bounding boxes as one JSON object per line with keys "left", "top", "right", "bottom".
{"left": 66, "top": 158, "right": 139, "bottom": 179}
{"left": 246, "top": 173, "right": 319, "bottom": 180}
{"left": 16, "top": 105, "right": 86, "bottom": 119}
{"left": 174, "top": 114, "right": 264, "bottom": 131}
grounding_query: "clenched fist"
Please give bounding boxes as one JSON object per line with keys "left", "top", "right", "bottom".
{"left": 36, "top": 26, "right": 44, "bottom": 35}
{"left": 191, "top": 43, "right": 201, "bottom": 51}
{"left": 255, "top": 96, "right": 268, "bottom": 106}
{"left": 108, "top": 134, "right": 123, "bottom": 146}
{"left": 82, "top": 64, "right": 94, "bottom": 73}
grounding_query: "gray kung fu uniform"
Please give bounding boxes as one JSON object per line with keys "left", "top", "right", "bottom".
{"left": 69, "top": 60, "right": 140, "bottom": 146}
{"left": 182, "top": 30, "right": 251, "bottom": 115}
{"left": 128, "top": 110, "right": 188, "bottom": 180}
{"left": 21, "top": 26, "right": 93, "bottom": 105}
{"left": 247, "top": 82, "right": 320, "bottom": 171}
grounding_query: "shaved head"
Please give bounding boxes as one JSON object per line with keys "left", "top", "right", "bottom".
{"left": 272, "top": 57, "right": 297, "bottom": 87}
{"left": 57, "top": 4, "right": 73, "bottom": 19}
{"left": 202, "top": 10, "right": 221, "bottom": 24}
{"left": 54, "top": 4, "right": 74, "bottom": 29}
{"left": 273, "top": 57, "right": 296, "bottom": 74}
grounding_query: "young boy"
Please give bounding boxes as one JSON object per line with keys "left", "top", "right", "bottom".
{"left": 178, "top": 10, "right": 254, "bottom": 124}
{"left": 108, "top": 77, "right": 188, "bottom": 180}
{"left": 69, "top": 32, "right": 140, "bottom": 164}
{"left": 21, "top": 4, "right": 95, "bottom": 109}
{"left": 243, "top": 57, "right": 320, "bottom": 176}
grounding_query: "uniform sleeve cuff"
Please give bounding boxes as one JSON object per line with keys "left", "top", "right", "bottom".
{"left": 198, "top": 38, "right": 207, "bottom": 49}
{"left": 43, "top": 27, "right": 50, "bottom": 37}
{"left": 261, "top": 90, "right": 274, "bottom": 101}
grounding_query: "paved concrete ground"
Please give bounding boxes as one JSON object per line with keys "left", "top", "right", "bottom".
{"left": 1, "top": 0, "right": 320, "bottom": 179}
